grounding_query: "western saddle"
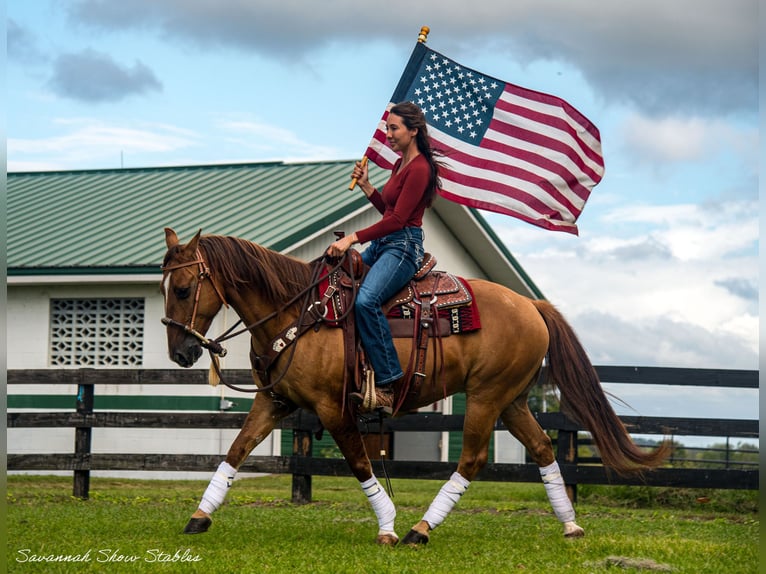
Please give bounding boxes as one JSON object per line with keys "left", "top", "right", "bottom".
{"left": 253, "top": 248, "right": 476, "bottom": 415}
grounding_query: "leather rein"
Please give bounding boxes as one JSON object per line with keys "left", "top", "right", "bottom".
{"left": 161, "top": 249, "right": 355, "bottom": 394}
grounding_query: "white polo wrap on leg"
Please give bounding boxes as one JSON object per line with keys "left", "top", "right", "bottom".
{"left": 422, "top": 471, "right": 470, "bottom": 530}
{"left": 540, "top": 461, "right": 576, "bottom": 523}
{"left": 198, "top": 461, "right": 237, "bottom": 515}
{"left": 360, "top": 475, "right": 396, "bottom": 535}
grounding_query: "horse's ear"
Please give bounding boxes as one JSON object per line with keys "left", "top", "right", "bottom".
{"left": 165, "top": 227, "right": 179, "bottom": 248}
{"left": 187, "top": 229, "right": 202, "bottom": 252}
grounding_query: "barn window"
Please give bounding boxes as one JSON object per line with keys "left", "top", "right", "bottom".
{"left": 49, "top": 298, "right": 145, "bottom": 366}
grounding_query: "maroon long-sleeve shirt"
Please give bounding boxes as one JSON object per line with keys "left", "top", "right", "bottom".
{"left": 355, "top": 154, "right": 431, "bottom": 244}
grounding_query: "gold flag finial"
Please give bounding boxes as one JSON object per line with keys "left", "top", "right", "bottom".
{"left": 418, "top": 26, "right": 430, "bottom": 43}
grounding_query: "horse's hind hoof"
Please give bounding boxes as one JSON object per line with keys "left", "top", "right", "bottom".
{"left": 402, "top": 529, "right": 429, "bottom": 546}
{"left": 183, "top": 516, "right": 212, "bottom": 534}
{"left": 563, "top": 521, "right": 585, "bottom": 538}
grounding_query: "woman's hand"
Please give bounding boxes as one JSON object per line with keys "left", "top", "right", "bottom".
{"left": 326, "top": 233, "right": 358, "bottom": 258}
{"left": 351, "top": 160, "right": 374, "bottom": 197}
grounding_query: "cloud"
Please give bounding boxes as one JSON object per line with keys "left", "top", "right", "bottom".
{"left": 572, "top": 310, "right": 757, "bottom": 370}
{"left": 492, "top": 196, "right": 758, "bottom": 370}
{"left": 714, "top": 278, "right": 758, "bottom": 302}
{"left": 8, "top": 18, "right": 47, "bottom": 65}
{"left": 48, "top": 49, "right": 162, "bottom": 102}
{"left": 595, "top": 237, "right": 673, "bottom": 262}
{"left": 621, "top": 116, "right": 721, "bottom": 163}
{"left": 605, "top": 201, "right": 759, "bottom": 261}
{"left": 619, "top": 114, "right": 759, "bottom": 170}
{"left": 8, "top": 119, "right": 199, "bottom": 170}
{"left": 67, "top": 0, "right": 758, "bottom": 115}
{"left": 217, "top": 118, "right": 342, "bottom": 160}
{"left": 600, "top": 382, "right": 758, "bottom": 420}
{"left": 485, "top": 1, "right": 758, "bottom": 116}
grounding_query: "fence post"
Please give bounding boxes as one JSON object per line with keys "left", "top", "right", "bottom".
{"left": 74, "top": 378, "right": 94, "bottom": 499}
{"left": 556, "top": 429, "right": 578, "bottom": 502}
{"left": 555, "top": 406, "right": 579, "bottom": 503}
{"left": 291, "top": 412, "right": 313, "bottom": 504}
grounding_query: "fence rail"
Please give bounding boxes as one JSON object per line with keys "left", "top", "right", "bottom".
{"left": 7, "top": 367, "right": 759, "bottom": 501}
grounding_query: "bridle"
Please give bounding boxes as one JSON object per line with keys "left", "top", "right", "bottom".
{"left": 161, "top": 249, "right": 230, "bottom": 357}
{"left": 161, "top": 246, "right": 356, "bottom": 394}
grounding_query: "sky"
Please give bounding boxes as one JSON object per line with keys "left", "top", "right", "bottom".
{"left": 6, "top": 1, "right": 760, "bottom": 430}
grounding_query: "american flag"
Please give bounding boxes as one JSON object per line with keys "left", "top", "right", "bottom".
{"left": 363, "top": 43, "right": 604, "bottom": 234}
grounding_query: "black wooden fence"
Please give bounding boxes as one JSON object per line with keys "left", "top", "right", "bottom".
{"left": 7, "top": 367, "right": 758, "bottom": 502}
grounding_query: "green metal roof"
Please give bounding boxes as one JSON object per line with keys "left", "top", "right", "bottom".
{"left": 6, "top": 160, "right": 543, "bottom": 298}
{"left": 7, "top": 160, "right": 390, "bottom": 273}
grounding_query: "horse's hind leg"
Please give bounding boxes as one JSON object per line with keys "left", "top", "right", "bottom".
{"left": 184, "top": 391, "right": 295, "bottom": 534}
{"left": 402, "top": 399, "right": 495, "bottom": 546}
{"left": 500, "top": 396, "right": 584, "bottom": 537}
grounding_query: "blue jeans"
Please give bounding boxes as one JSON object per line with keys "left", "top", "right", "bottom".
{"left": 357, "top": 227, "right": 424, "bottom": 386}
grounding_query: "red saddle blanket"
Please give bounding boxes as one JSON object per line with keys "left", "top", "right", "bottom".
{"left": 318, "top": 272, "right": 481, "bottom": 335}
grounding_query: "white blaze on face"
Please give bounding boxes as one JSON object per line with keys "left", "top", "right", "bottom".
{"left": 162, "top": 272, "right": 172, "bottom": 315}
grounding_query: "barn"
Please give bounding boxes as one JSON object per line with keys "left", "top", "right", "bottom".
{"left": 7, "top": 160, "right": 544, "bottom": 478}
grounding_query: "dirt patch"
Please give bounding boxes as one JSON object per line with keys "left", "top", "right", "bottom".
{"left": 587, "top": 556, "right": 674, "bottom": 572}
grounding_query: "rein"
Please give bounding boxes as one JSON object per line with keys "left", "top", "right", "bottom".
{"left": 163, "top": 248, "right": 356, "bottom": 394}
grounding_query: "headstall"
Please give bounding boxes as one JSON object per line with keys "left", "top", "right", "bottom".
{"left": 161, "top": 249, "right": 229, "bottom": 357}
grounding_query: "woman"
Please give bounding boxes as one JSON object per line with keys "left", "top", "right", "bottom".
{"left": 326, "top": 101, "right": 442, "bottom": 412}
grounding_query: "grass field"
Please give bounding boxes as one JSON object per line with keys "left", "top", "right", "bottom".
{"left": 6, "top": 474, "right": 759, "bottom": 573}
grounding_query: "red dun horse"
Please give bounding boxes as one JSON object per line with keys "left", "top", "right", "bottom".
{"left": 161, "top": 228, "right": 668, "bottom": 545}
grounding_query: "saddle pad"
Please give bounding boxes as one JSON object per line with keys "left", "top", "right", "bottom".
{"left": 387, "top": 277, "right": 481, "bottom": 334}
{"left": 317, "top": 272, "right": 481, "bottom": 334}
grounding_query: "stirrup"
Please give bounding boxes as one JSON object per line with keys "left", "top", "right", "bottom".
{"left": 351, "top": 370, "right": 394, "bottom": 413}
{"left": 362, "top": 369, "right": 376, "bottom": 411}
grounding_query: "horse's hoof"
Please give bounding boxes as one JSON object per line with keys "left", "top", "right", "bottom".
{"left": 376, "top": 532, "right": 399, "bottom": 546}
{"left": 401, "top": 528, "right": 429, "bottom": 546}
{"left": 563, "top": 521, "right": 585, "bottom": 538}
{"left": 183, "top": 516, "right": 212, "bottom": 534}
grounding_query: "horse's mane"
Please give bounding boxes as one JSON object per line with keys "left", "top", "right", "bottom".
{"left": 198, "top": 235, "right": 315, "bottom": 306}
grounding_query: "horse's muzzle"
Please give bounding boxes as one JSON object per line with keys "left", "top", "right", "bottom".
{"left": 172, "top": 341, "right": 203, "bottom": 368}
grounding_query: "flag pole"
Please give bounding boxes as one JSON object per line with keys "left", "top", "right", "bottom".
{"left": 348, "top": 26, "right": 431, "bottom": 191}
{"left": 417, "top": 25, "right": 430, "bottom": 43}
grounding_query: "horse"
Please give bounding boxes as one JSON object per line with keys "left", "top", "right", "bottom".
{"left": 160, "top": 227, "right": 668, "bottom": 545}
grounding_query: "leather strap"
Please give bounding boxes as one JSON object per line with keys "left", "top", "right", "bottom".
{"left": 395, "top": 274, "right": 444, "bottom": 414}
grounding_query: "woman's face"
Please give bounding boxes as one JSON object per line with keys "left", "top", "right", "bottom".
{"left": 386, "top": 113, "right": 418, "bottom": 154}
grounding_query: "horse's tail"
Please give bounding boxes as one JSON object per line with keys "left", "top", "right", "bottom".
{"left": 532, "top": 300, "right": 670, "bottom": 475}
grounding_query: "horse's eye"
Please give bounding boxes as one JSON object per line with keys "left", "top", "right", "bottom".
{"left": 174, "top": 287, "right": 191, "bottom": 300}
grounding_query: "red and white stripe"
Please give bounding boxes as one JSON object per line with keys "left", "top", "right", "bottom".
{"left": 365, "top": 85, "right": 604, "bottom": 235}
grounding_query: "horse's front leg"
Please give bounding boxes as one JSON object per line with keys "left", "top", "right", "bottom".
{"left": 184, "top": 391, "right": 296, "bottom": 534}
{"left": 319, "top": 409, "right": 398, "bottom": 546}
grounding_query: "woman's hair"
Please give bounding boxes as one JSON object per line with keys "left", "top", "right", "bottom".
{"left": 390, "top": 101, "right": 444, "bottom": 207}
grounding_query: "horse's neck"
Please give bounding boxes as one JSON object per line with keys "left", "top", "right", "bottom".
{"left": 226, "top": 289, "right": 299, "bottom": 350}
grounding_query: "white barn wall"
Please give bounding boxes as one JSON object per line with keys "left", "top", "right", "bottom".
{"left": 7, "top": 281, "right": 277, "bottom": 479}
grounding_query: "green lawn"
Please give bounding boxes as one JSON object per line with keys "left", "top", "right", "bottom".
{"left": 6, "top": 474, "right": 759, "bottom": 573}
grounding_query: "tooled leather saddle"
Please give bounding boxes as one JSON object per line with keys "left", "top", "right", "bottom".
{"left": 253, "top": 247, "right": 481, "bottom": 415}
{"left": 319, "top": 248, "right": 481, "bottom": 414}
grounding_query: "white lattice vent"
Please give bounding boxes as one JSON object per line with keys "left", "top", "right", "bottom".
{"left": 50, "top": 298, "right": 145, "bottom": 366}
